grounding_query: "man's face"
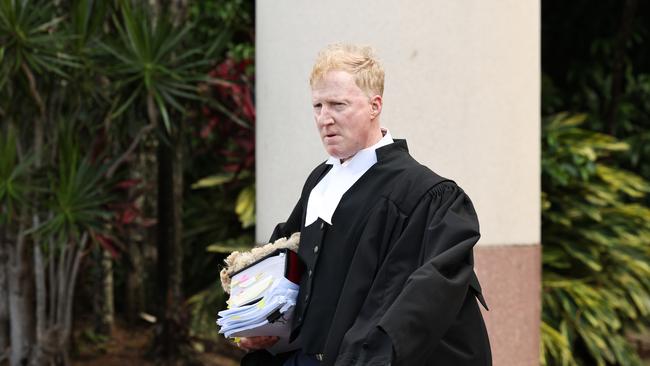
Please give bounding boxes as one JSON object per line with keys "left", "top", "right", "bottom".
{"left": 311, "top": 70, "right": 381, "bottom": 160}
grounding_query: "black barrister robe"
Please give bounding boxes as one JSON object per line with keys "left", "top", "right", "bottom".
{"left": 241, "top": 140, "right": 491, "bottom": 366}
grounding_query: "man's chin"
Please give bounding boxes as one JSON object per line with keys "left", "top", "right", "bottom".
{"left": 326, "top": 150, "right": 343, "bottom": 158}
{"left": 324, "top": 146, "right": 341, "bottom": 158}
{"left": 324, "top": 144, "right": 354, "bottom": 160}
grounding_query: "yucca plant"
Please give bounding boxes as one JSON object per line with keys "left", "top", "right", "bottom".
{"left": 0, "top": 126, "right": 34, "bottom": 355}
{"left": 0, "top": 1, "right": 78, "bottom": 364}
{"left": 98, "top": 0, "right": 232, "bottom": 358}
{"left": 0, "top": 127, "right": 33, "bottom": 225}
{"left": 0, "top": 0, "right": 77, "bottom": 86}
{"left": 541, "top": 113, "right": 650, "bottom": 366}
{"left": 100, "top": 0, "right": 227, "bottom": 132}
{"left": 30, "top": 120, "right": 114, "bottom": 365}
{"left": 0, "top": 0, "right": 78, "bottom": 157}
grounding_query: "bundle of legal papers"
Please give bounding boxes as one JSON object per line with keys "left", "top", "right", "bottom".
{"left": 218, "top": 250, "right": 298, "bottom": 337}
{"left": 217, "top": 233, "right": 302, "bottom": 354}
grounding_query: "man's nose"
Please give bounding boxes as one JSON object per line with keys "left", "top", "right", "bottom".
{"left": 317, "top": 106, "right": 334, "bottom": 125}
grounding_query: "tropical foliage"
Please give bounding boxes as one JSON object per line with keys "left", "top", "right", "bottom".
{"left": 543, "top": 1, "right": 650, "bottom": 182}
{"left": 184, "top": 56, "right": 256, "bottom": 339}
{"left": 542, "top": 1, "right": 650, "bottom": 364}
{"left": 541, "top": 114, "right": 650, "bottom": 366}
{"left": 0, "top": 0, "right": 254, "bottom": 364}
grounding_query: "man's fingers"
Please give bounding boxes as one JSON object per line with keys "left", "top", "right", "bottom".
{"left": 238, "top": 336, "right": 280, "bottom": 351}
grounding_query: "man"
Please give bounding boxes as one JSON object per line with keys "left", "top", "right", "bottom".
{"left": 239, "top": 44, "right": 491, "bottom": 365}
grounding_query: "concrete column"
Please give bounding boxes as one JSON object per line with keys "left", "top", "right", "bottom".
{"left": 256, "top": 1, "right": 540, "bottom": 365}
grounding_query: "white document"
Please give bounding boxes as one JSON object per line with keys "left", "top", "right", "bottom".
{"left": 217, "top": 251, "right": 301, "bottom": 354}
{"left": 228, "top": 252, "right": 288, "bottom": 307}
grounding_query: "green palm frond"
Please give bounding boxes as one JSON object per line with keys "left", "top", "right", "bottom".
{"left": 0, "top": 0, "right": 78, "bottom": 86}
{"left": 0, "top": 126, "right": 35, "bottom": 224}
{"left": 99, "top": 0, "right": 228, "bottom": 132}
{"left": 36, "top": 120, "right": 113, "bottom": 239}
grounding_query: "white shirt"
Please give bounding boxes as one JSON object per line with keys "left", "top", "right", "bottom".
{"left": 305, "top": 130, "right": 394, "bottom": 226}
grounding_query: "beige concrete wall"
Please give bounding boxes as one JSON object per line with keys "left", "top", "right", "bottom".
{"left": 256, "top": 1, "right": 540, "bottom": 365}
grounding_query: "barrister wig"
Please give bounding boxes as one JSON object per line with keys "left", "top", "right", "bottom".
{"left": 219, "top": 232, "right": 301, "bottom": 293}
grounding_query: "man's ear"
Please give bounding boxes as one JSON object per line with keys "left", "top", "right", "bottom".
{"left": 369, "top": 95, "right": 383, "bottom": 120}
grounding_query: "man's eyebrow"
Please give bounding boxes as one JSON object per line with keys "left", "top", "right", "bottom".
{"left": 325, "top": 97, "right": 348, "bottom": 103}
{"left": 312, "top": 95, "right": 349, "bottom": 104}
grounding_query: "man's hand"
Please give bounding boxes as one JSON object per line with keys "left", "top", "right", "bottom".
{"left": 237, "top": 336, "right": 280, "bottom": 351}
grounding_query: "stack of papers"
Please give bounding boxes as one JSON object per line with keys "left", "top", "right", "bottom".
{"left": 217, "top": 250, "right": 300, "bottom": 353}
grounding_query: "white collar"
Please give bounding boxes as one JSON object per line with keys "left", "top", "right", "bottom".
{"left": 305, "top": 129, "right": 394, "bottom": 226}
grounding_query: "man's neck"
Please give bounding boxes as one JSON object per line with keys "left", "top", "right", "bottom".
{"left": 340, "top": 128, "right": 387, "bottom": 163}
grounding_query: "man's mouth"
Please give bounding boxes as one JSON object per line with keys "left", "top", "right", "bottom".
{"left": 323, "top": 133, "right": 338, "bottom": 144}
